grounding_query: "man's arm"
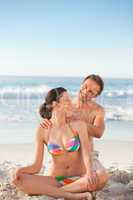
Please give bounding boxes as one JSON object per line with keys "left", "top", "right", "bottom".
{"left": 87, "top": 107, "right": 105, "bottom": 138}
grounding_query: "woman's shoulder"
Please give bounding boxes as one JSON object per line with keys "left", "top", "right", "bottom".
{"left": 36, "top": 124, "right": 51, "bottom": 144}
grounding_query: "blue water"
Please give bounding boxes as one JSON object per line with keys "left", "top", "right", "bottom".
{"left": 0, "top": 75, "right": 133, "bottom": 143}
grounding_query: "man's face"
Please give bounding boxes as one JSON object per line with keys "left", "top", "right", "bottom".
{"left": 79, "top": 79, "right": 101, "bottom": 103}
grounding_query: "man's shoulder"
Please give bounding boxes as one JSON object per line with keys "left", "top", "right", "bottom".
{"left": 96, "top": 103, "right": 104, "bottom": 112}
{"left": 90, "top": 102, "right": 105, "bottom": 115}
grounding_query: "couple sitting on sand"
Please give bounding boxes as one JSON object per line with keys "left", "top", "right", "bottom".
{"left": 11, "top": 74, "right": 108, "bottom": 200}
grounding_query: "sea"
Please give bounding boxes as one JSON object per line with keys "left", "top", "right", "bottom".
{"left": 0, "top": 75, "right": 133, "bottom": 143}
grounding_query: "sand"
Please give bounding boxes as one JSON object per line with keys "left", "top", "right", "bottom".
{"left": 0, "top": 140, "right": 133, "bottom": 200}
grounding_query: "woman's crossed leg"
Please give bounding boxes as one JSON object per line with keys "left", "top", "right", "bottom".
{"left": 11, "top": 173, "right": 92, "bottom": 200}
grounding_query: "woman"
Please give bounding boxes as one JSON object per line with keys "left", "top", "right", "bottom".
{"left": 12, "top": 87, "right": 101, "bottom": 199}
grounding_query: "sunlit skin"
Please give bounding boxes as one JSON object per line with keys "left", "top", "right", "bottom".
{"left": 11, "top": 91, "right": 103, "bottom": 200}
{"left": 40, "top": 78, "right": 108, "bottom": 191}
{"left": 77, "top": 78, "right": 105, "bottom": 139}
{"left": 11, "top": 77, "right": 108, "bottom": 199}
{"left": 79, "top": 78, "right": 101, "bottom": 102}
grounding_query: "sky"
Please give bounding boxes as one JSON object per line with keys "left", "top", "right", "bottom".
{"left": 0, "top": 0, "right": 133, "bottom": 78}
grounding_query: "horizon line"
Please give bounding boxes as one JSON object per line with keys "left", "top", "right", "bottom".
{"left": 0, "top": 74, "right": 133, "bottom": 79}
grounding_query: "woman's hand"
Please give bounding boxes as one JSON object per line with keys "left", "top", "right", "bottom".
{"left": 13, "top": 168, "right": 23, "bottom": 182}
{"left": 10, "top": 167, "right": 23, "bottom": 185}
{"left": 40, "top": 118, "right": 52, "bottom": 129}
{"left": 85, "top": 170, "right": 98, "bottom": 186}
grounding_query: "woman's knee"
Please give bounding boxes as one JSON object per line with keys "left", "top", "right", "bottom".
{"left": 84, "top": 171, "right": 108, "bottom": 192}
{"left": 96, "top": 170, "right": 108, "bottom": 190}
{"left": 83, "top": 176, "right": 97, "bottom": 192}
{"left": 12, "top": 173, "right": 33, "bottom": 195}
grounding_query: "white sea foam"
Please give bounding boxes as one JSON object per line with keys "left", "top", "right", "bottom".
{"left": 0, "top": 85, "right": 51, "bottom": 99}
{"left": 103, "top": 89, "right": 133, "bottom": 98}
{"left": 105, "top": 105, "right": 133, "bottom": 121}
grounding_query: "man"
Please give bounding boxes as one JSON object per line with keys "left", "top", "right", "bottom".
{"left": 40, "top": 74, "right": 108, "bottom": 191}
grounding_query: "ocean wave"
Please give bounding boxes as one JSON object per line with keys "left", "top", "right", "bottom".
{"left": 0, "top": 111, "right": 40, "bottom": 123}
{"left": 103, "top": 90, "right": 133, "bottom": 98}
{"left": 0, "top": 85, "right": 51, "bottom": 99}
{"left": 0, "top": 86, "right": 78, "bottom": 99}
{"left": 105, "top": 105, "right": 133, "bottom": 122}
{"left": 1, "top": 86, "right": 133, "bottom": 99}
{"left": 0, "top": 104, "right": 133, "bottom": 123}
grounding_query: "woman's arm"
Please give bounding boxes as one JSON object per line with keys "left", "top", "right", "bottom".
{"left": 77, "top": 121, "right": 92, "bottom": 174}
{"left": 16, "top": 126, "right": 46, "bottom": 175}
{"left": 76, "top": 121, "right": 99, "bottom": 186}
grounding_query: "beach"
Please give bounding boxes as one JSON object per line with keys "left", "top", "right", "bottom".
{"left": 0, "top": 0, "right": 133, "bottom": 197}
{"left": 0, "top": 76, "right": 133, "bottom": 199}
{"left": 0, "top": 140, "right": 133, "bottom": 200}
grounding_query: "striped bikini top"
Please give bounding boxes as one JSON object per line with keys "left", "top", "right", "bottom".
{"left": 47, "top": 124, "right": 80, "bottom": 156}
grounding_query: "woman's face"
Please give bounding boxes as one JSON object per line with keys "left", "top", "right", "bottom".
{"left": 52, "top": 91, "right": 72, "bottom": 122}
{"left": 58, "top": 91, "right": 72, "bottom": 110}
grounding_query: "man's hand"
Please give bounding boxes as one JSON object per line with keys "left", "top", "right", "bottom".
{"left": 40, "top": 118, "right": 52, "bottom": 129}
